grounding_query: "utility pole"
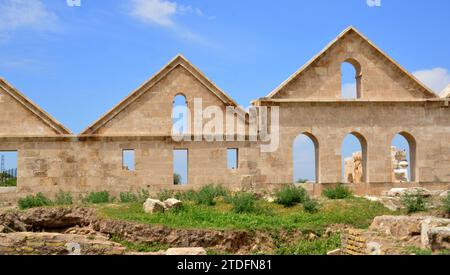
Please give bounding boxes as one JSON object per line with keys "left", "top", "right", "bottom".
{"left": 1, "top": 155, "right": 4, "bottom": 172}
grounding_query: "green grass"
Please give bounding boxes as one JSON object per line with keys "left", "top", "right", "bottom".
{"left": 18, "top": 193, "right": 53, "bottom": 210}
{"left": 81, "top": 191, "right": 112, "bottom": 204}
{"left": 276, "top": 234, "right": 341, "bottom": 255}
{"left": 0, "top": 178, "right": 17, "bottom": 187}
{"left": 322, "top": 184, "right": 353, "bottom": 200}
{"left": 110, "top": 236, "right": 169, "bottom": 252}
{"left": 443, "top": 192, "right": 450, "bottom": 214}
{"left": 54, "top": 191, "right": 73, "bottom": 205}
{"left": 405, "top": 247, "right": 433, "bottom": 255}
{"left": 98, "top": 197, "right": 393, "bottom": 233}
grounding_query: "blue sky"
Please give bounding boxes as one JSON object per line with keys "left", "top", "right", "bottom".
{"left": 0, "top": 0, "right": 448, "bottom": 179}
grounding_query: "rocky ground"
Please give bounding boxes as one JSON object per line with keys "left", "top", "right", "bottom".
{"left": 0, "top": 187, "right": 449, "bottom": 255}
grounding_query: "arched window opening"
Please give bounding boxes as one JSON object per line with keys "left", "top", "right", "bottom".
{"left": 342, "top": 132, "right": 367, "bottom": 183}
{"left": 293, "top": 133, "right": 319, "bottom": 184}
{"left": 172, "top": 94, "right": 188, "bottom": 135}
{"left": 341, "top": 59, "right": 362, "bottom": 99}
{"left": 391, "top": 132, "right": 416, "bottom": 182}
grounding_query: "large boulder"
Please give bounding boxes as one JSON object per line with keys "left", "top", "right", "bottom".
{"left": 18, "top": 207, "right": 94, "bottom": 230}
{"left": 364, "top": 196, "right": 403, "bottom": 211}
{"left": 370, "top": 216, "right": 425, "bottom": 238}
{"left": 428, "top": 227, "right": 450, "bottom": 251}
{"left": 143, "top": 199, "right": 165, "bottom": 214}
{"left": 421, "top": 218, "right": 450, "bottom": 248}
{"left": 165, "top": 247, "right": 207, "bottom": 255}
{"left": 385, "top": 188, "right": 432, "bottom": 198}
{"left": 164, "top": 198, "right": 182, "bottom": 210}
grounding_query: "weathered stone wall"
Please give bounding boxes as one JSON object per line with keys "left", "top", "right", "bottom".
{"left": 257, "top": 100, "right": 450, "bottom": 186}
{"left": 0, "top": 138, "right": 262, "bottom": 198}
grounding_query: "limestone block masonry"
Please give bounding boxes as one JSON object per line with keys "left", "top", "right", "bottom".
{"left": 0, "top": 27, "right": 449, "bottom": 199}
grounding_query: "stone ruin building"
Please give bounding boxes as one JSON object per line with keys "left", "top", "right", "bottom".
{"left": 1, "top": 27, "right": 450, "bottom": 201}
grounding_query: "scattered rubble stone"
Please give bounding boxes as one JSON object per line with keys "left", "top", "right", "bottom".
{"left": 143, "top": 199, "right": 166, "bottom": 214}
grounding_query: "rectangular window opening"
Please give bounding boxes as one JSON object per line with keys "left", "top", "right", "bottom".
{"left": 0, "top": 151, "right": 18, "bottom": 187}
{"left": 173, "top": 149, "right": 188, "bottom": 185}
{"left": 122, "top": 150, "right": 135, "bottom": 171}
{"left": 227, "top": 148, "right": 238, "bottom": 170}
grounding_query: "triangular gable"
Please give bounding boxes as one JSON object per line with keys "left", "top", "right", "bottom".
{"left": 0, "top": 78, "right": 71, "bottom": 135}
{"left": 81, "top": 54, "right": 244, "bottom": 135}
{"left": 265, "top": 26, "right": 438, "bottom": 99}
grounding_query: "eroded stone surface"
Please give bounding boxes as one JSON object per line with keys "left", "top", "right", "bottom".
{"left": 143, "top": 199, "right": 166, "bottom": 214}
{"left": 0, "top": 232, "right": 126, "bottom": 255}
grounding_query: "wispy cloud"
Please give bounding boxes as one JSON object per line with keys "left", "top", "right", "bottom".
{"left": 413, "top": 67, "right": 450, "bottom": 95}
{"left": 128, "top": 0, "right": 207, "bottom": 44}
{"left": 0, "top": 0, "right": 58, "bottom": 41}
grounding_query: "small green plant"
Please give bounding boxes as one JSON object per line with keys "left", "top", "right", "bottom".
{"left": 406, "top": 246, "right": 433, "bottom": 255}
{"left": 137, "top": 189, "right": 150, "bottom": 202}
{"left": 110, "top": 236, "right": 169, "bottom": 252}
{"left": 401, "top": 192, "right": 427, "bottom": 214}
{"left": 157, "top": 189, "right": 175, "bottom": 201}
{"left": 81, "top": 191, "right": 111, "bottom": 204}
{"left": 303, "top": 197, "right": 320, "bottom": 213}
{"left": 275, "top": 185, "right": 307, "bottom": 207}
{"left": 173, "top": 173, "right": 182, "bottom": 185}
{"left": 18, "top": 193, "right": 53, "bottom": 209}
{"left": 54, "top": 191, "right": 73, "bottom": 205}
{"left": 228, "top": 192, "right": 257, "bottom": 213}
{"left": 276, "top": 234, "right": 341, "bottom": 255}
{"left": 443, "top": 192, "right": 450, "bottom": 214}
{"left": 194, "top": 184, "right": 229, "bottom": 206}
{"left": 175, "top": 190, "right": 197, "bottom": 201}
{"left": 322, "top": 184, "right": 353, "bottom": 200}
{"left": 120, "top": 192, "right": 139, "bottom": 203}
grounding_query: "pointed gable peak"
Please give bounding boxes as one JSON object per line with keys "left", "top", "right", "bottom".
{"left": 81, "top": 54, "right": 241, "bottom": 135}
{"left": 266, "top": 26, "right": 437, "bottom": 99}
{"left": 0, "top": 78, "right": 71, "bottom": 135}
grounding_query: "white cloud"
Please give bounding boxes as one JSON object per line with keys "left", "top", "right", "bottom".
{"left": 129, "top": 0, "right": 203, "bottom": 27}
{"left": 0, "top": 0, "right": 58, "bottom": 36}
{"left": 129, "top": 0, "right": 177, "bottom": 27}
{"left": 413, "top": 67, "right": 450, "bottom": 94}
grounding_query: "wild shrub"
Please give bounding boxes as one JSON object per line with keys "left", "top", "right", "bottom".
{"left": 228, "top": 192, "right": 257, "bottom": 213}
{"left": 303, "top": 197, "right": 320, "bottom": 213}
{"left": 54, "top": 191, "right": 73, "bottom": 205}
{"left": 175, "top": 190, "right": 197, "bottom": 201}
{"left": 194, "top": 184, "right": 229, "bottom": 206}
{"left": 81, "top": 191, "right": 111, "bottom": 204}
{"left": 322, "top": 184, "right": 353, "bottom": 200}
{"left": 443, "top": 192, "right": 450, "bottom": 214}
{"left": 275, "top": 185, "right": 307, "bottom": 207}
{"left": 401, "top": 192, "right": 427, "bottom": 214}
{"left": 18, "top": 193, "right": 53, "bottom": 210}
{"left": 157, "top": 189, "right": 175, "bottom": 201}
{"left": 120, "top": 192, "right": 139, "bottom": 203}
